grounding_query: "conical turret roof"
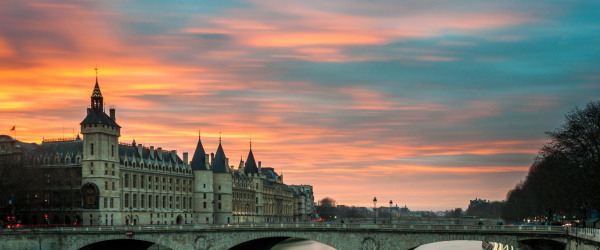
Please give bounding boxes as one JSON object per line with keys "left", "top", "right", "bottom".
{"left": 211, "top": 141, "right": 229, "bottom": 173}
{"left": 244, "top": 148, "right": 259, "bottom": 174}
{"left": 191, "top": 135, "right": 208, "bottom": 170}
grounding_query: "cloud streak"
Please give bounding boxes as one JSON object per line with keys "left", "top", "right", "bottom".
{"left": 1, "top": 0, "right": 599, "bottom": 210}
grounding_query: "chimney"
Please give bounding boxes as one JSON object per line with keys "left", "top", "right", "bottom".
{"left": 157, "top": 147, "right": 163, "bottom": 160}
{"left": 205, "top": 153, "right": 210, "bottom": 169}
{"left": 137, "top": 144, "right": 143, "bottom": 156}
{"left": 183, "top": 152, "right": 188, "bottom": 165}
{"left": 258, "top": 161, "right": 261, "bottom": 169}
{"left": 110, "top": 108, "right": 116, "bottom": 121}
{"left": 170, "top": 150, "right": 177, "bottom": 161}
{"left": 225, "top": 158, "right": 229, "bottom": 170}
{"left": 211, "top": 153, "right": 214, "bottom": 163}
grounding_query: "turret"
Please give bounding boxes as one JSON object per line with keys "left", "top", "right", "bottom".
{"left": 80, "top": 74, "right": 121, "bottom": 226}
{"left": 191, "top": 133, "right": 214, "bottom": 223}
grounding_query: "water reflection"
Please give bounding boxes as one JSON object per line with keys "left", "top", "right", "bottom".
{"left": 271, "top": 238, "right": 335, "bottom": 250}
{"left": 415, "top": 240, "right": 483, "bottom": 250}
{"left": 253, "top": 238, "right": 483, "bottom": 250}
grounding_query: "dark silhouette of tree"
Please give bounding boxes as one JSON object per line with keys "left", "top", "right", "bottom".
{"left": 502, "top": 101, "right": 600, "bottom": 221}
{"left": 316, "top": 197, "right": 338, "bottom": 221}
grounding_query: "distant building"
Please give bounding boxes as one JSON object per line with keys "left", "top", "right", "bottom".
{"left": 0, "top": 78, "right": 315, "bottom": 226}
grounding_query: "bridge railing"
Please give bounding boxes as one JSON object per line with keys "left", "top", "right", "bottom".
{"left": 568, "top": 227, "right": 600, "bottom": 238}
{"left": 17, "top": 223, "right": 568, "bottom": 233}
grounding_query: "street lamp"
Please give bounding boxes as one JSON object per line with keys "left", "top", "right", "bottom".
{"left": 389, "top": 200, "right": 393, "bottom": 224}
{"left": 373, "top": 197, "right": 377, "bottom": 224}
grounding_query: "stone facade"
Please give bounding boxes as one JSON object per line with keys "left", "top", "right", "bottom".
{"left": 0, "top": 79, "right": 315, "bottom": 227}
{"left": 0, "top": 224, "right": 581, "bottom": 250}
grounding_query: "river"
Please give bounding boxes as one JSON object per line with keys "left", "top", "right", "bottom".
{"left": 271, "top": 238, "right": 483, "bottom": 249}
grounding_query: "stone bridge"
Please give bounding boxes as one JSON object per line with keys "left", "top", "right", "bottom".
{"left": 0, "top": 223, "right": 599, "bottom": 250}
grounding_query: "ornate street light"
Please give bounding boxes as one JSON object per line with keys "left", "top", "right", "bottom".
{"left": 373, "top": 197, "right": 377, "bottom": 224}
{"left": 389, "top": 200, "right": 393, "bottom": 224}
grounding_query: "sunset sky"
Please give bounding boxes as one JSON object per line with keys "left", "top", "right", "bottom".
{"left": 1, "top": 0, "right": 599, "bottom": 211}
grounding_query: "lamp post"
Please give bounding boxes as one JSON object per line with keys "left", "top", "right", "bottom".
{"left": 389, "top": 200, "right": 393, "bottom": 224}
{"left": 373, "top": 197, "right": 377, "bottom": 224}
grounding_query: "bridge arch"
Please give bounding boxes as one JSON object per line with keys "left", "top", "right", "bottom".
{"left": 70, "top": 234, "right": 177, "bottom": 250}
{"left": 404, "top": 233, "right": 520, "bottom": 250}
{"left": 79, "top": 239, "right": 169, "bottom": 250}
{"left": 518, "top": 238, "right": 566, "bottom": 250}
{"left": 215, "top": 230, "right": 343, "bottom": 250}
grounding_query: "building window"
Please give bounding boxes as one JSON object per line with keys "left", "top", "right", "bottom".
{"left": 156, "top": 195, "right": 159, "bottom": 208}
{"left": 190, "top": 197, "right": 193, "bottom": 209}
{"left": 112, "top": 182, "right": 115, "bottom": 190}
{"left": 203, "top": 202, "right": 206, "bottom": 209}
{"left": 218, "top": 203, "right": 221, "bottom": 209}
{"left": 148, "top": 195, "right": 152, "bottom": 209}
{"left": 105, "top": 181, "right": 108, "bottom": 190}
{"left": 219, "top": 185, "right": 221, "bottom": 190}
{"left": 169, "top": 196, "right": 173, "bottom": 209}
{"left": 124, "top": 194, "right": 129, "bottom": 208}
{"left": 104, "top": 163, "right": 108, "bottom": 175}
{"left": 176, "top": 196, "right": 180, "bottom": 210}
{"left": 133, "top": 194, "right": 137, "bottom": 208}
{"left": 218, "top": 194, "right": 221, "bottom": 200}
{"left": 203, "top": 193, "right": 206, "bottom": 199}
{"left": 90, "top": 162, "right": 94, "bottom": 175}
{"left": 162, "top": 196, "right": 166, "bottom": 209}
{"left": 124, "top": 174, "right": 129, "bottom": 188}
{"left": 111, "top": 164, "right": 115, "bottom": 176}
{"left": 104, "top": 197, "right": 108, "bottom": 208}
{"left": 203, "top": 184, "right": 206, "bottom": 188}
{"left": 141, "top": 195, "right": 145, "bottom": 209}
{"left": 133, "top": 175, "right": 137, "bottom": 188}
{"left": 90, "top": 143, "right": 94, "bottom": 156}
{"left": 110, "top": 198, "right": 114, "bottom": 208}
{"left": 111, "top": 145, "right": 114, "bottom": 157}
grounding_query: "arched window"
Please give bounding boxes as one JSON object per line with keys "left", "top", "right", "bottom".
{"left": 90, "top": 143, "right": 94, "bottom": 156}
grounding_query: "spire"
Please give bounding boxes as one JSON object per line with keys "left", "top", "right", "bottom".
{"left": 191, "top": 133, "right": 208, "bottom": 170}
{"left": 91, "top": 67, "right": 103, "bottom": 111}
{"left": 244, "top": 140, "right": 259, "bottom": 175}
{"left": 212, "top": 138, "right": 229, "bottom": 173}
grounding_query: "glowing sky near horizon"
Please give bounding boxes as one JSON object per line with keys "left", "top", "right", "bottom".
{"left": 1, "top": 0, "right": 599, "bottom": 211}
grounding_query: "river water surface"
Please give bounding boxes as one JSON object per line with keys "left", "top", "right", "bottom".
{"left": 271, "top": 238, "right": 483, "bottom": 249}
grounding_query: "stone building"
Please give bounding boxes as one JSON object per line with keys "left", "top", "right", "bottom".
{"left": 0, "top": 78, "right": 314, "bottom": 226}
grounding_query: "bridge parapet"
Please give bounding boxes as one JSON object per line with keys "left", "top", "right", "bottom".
{"left": 0, "top": 223, "right": 585, "bottom": 250}
{"left": 2, "top": 223, "right": 568, "bottom": 233}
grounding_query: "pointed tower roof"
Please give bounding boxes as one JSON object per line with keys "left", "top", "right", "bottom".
{"left": 244, "top": 147, "right": 259, "bottom": 175}
{"left": 211, "top": 140, "right": 229, "bottom": 173}
{"left": 191, "top": 133, "right": 208, "bottom": 170}
{"left": 80, "top": 75, "right": 120, "bottom": 128}
{"left": 91, "top": 81, "right": 102, "bottom": 98}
